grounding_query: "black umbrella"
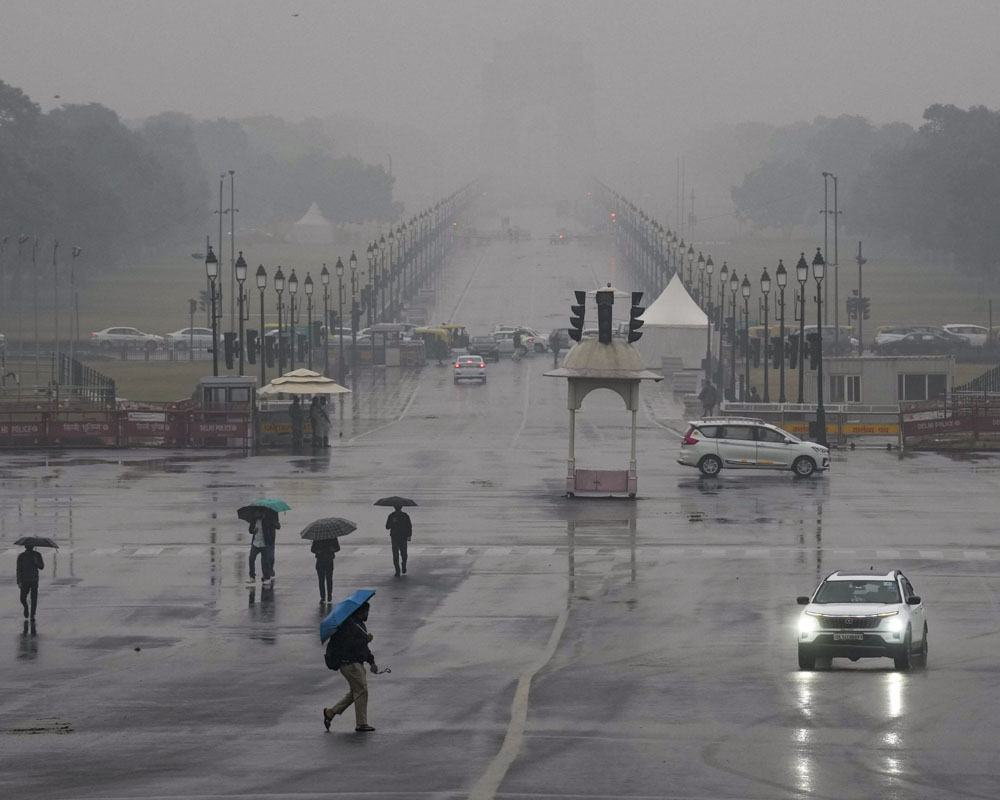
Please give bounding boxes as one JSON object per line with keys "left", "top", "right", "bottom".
{"left": 373, "top": 496, "right": 418, "bottom": 507}
{"left": 14, "top": 536, "right": 59, "bottom": 549}
{"left": 300, "top": 517, "right": 357, "bottom": 541}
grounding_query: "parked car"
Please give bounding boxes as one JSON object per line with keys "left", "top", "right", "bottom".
{"left": 874, "top": 324, "right": 954, "bottom": 349}
{"left": 942, "top": 324, "right": 990, "bottom": 347}
{"left": 677, "top": 417, "right": 830, "bottom": 477}
{"left": 453, "top": 355, "right": 487, "bottom": 383}
{"left": 787, "top": 325, "right": 858, "bottom": 355}
{"left": 796, "top": 569, "right": 928, "bottom": 670}
{"left": 90, "top": 327, "right": 164, "bottom": 351}
{"left": 879, "top": 331, "right": 960, "bottom": 355}
{"left": 165, "top": 327, "right": 217, "bottom": 350}
{"left": 467, "top": 335, "right": 501, "bottom": 362}
{"left": 549, "top": 328, "right": 573, "bottom": 351}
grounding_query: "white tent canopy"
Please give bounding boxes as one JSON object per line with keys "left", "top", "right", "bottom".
{"left": 289, "top": 202, "right": 334, "bottom": 245}
{"left": 636, "top": 276, "right": 708, "bottom": 369}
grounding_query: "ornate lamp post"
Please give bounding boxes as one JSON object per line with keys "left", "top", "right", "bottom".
{"left": 274, "top": 266, "right": 285, "bottom": 375}
{"left": 235, "top": 251, "right": 248, "bottom": 376}
{"left": 365, "top": 243, "right": 376, "bottom": 326}
{"left": 776, "top": 260, "right": 787, "bottom": 403}
{"left": 729, "top": 269, "right": 739, "bottom": 401}
{"left": 349, "top": 251, "right": 359, "bottom": 369}
{"left": 813, "top": 247, "right": 828, "bottom": 446}
{"left": 320, "top": 264, "right": 330, "bottom": 377}
{"left": 687, "top": 243, "right": 695, "bottom": 287}
{"left": 256, "top": 264, "right": 267, "bottom": 387}
{"left": 378, "top": 234, "right": 386, "bottom": 322}
{"left": 387, "top": 228, "right": 395, "bottom": 319}
{"left": 335, "top": 257, "right": 345, "bottom": 383}
{"left": 716, "top": 261, "right": 728, "bottom": 391}
{"left": 697, "top": 251, "right": 706, "bottom": 305}
{"left": 796, "top": 253, "right": 808, "bottom": 404}
{"left": 288, "top": 269, "right": 298, "bottom": 371}
{"left": 760, "top": 266, "right": 771, "bottom": 402}
{"left": 304, "top": 272, "right": 314, "bottom": 370}
{"left": 678, "top": 239, "right": 686, "bottom": 285}
{"left": 206, "top": 246, "right": 219, "bottom": 377}
{"left": 741, "top": 275, "right": 752, "bottom": 402}
{"left": 704, "top": 255, "right": 714, "bottom": 374}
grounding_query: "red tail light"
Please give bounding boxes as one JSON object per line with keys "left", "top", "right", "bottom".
{"left": 454, "top": 363, "right": 460, "bottom": 368}
{"left": 682, "top": 428, "right": 699, "bottom": 445}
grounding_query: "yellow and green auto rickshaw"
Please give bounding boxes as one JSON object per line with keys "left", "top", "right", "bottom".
{"left": 438, "top": 324, "right": 469, "bottom": 349}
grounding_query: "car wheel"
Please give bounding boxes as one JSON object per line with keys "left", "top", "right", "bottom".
{"left": 792, "top": 456, "right": 816, "bottom": 478}
{"left": 534, "top": 343, "right": 545, "bottom": 353}
{"left": 894, "top": 628, "right": 912, "bottom": 671}
{"left": 100, "top": 341, "right": 113, "bottom": 351}
{"left": 797, "top": 645, "right": 816, "bottom": 670}
{"left": 698, "top": 454, "right": 722, "bottom": 477}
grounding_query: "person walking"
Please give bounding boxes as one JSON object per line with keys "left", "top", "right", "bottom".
{"left": 309, "top": 396, "right": 331, "bottom": 447}
{"left": 385, "top": 504, "right": 412, "bottom": 576}
{"left": 289, "top": 395, "right": 304, "bottom": 449}
{"left": 260, "top": 508, "right": 280, "bottom": 585}
{"left": 323, "top": 602, "right": 379, "bottom": 733}
{"left": 246, "top": 510, "right": 269, "bottom": 584}
{"left": 698, "top": 380, "right": 719, "bottom": 417}
{"left": 16, "top": 543, "right": 44, "bottom": 620}
{"left": 312, "top": 537, "right": 340, "bottom": 603}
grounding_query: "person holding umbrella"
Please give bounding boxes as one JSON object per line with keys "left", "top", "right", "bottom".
{"left": 322, "top": 592, "right": 380, "bottom": 733}
{"left": 15, "top": 538, "right": 53, "bottom": 620}
{"left": 375, "top": 496, "right": 416, "bottom": 577}
{"left": 311, "top": 537, "right": 340, "bottom": 604}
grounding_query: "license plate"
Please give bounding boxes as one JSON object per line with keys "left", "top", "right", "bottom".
{"left": 833, "top": 633, "right": 864, "bottom": 641}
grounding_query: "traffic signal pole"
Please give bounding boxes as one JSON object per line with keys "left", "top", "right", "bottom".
{"left": 856, "top": 241, "right": 866, "bottom": 354}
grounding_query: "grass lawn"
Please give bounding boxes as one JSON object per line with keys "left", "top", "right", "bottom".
{"left": 79, "top": 360, "right": 215, "bottom": 402}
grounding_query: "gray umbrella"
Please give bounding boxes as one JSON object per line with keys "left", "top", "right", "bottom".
{"left": 373, "top": 496, "right": 418, "bottom": 507}
{"left": 14, "top": 536, "right": 59, "bottom": 549}
{"left": 299, "top": 517, "right": 357, "bottom": 541}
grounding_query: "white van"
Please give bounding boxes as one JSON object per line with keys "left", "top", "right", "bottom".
{"left": 942, "top": 324, "right": 989, "bottom": 347}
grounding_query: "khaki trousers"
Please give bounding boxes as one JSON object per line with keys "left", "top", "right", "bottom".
{"left": 330, "top": 662, "right": 369, "bottom": 726}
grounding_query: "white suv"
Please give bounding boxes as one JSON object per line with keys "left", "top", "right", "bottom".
{"left": 796, "top": 569, "right": 928, "bottom": 670}
{"left": 677, "top": 417, "right": 830, "bottom": 477}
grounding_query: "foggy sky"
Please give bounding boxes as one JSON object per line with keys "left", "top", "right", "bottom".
{"left": 3, "top": 0, "right": 999, "bottom": 188}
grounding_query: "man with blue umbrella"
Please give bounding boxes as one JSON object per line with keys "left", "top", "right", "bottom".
{"left": 322, "top": 590, "right": 380, "bottom": 733}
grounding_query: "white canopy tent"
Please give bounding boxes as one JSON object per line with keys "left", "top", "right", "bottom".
{"left": 289, "top": 202, "right": 334, "bottom": 245}
{"left": 636, "top": 275, "right": 709, "bottom": 370}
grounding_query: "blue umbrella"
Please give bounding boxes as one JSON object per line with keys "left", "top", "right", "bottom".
{"left": 320, "top": 589, "right": 375, "bottom": 643}
{"left": 251, "top": 498, "right": 291, "bottom": 512}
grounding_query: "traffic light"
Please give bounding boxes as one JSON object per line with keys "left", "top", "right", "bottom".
{"left": 223, "top": 332, "right": 236, "bottom": 370}
{"left": 311, "top": 320, "right": 322, "bottom": 346}
{"left": 328, "top": 309, "right": 340, "bottom": 330}
{"left": 627, "top": 291, "right": 644, "bottom": 343}
{"left": 198, "top": 289, "right": 209, "bottom": 312}
{"left": 265, "top": 337, "right": 276, "bottom": 368}
{"left": 245, "top": 329, "right": 258, "bottom": 365}
{"left": 846, "top": 295, "right": 858, "bottom": 320}
{"left": 771, "top": 336, "right": 783, "bottom": 369}
{"left": 569, "top": 290, "right": 586, "bottom": 342}
{"left": 787, "top": 336, "right": 798, "bottom": 369}
{"left": 189, "top": 298, "right": 197, "bottom": 315}
{"left": 297, "top": 333, "right": 308, "bottom": 360}
{"left": 750, "top": 336, "right": 761, "bottom": 367}
{"left": 806, "top": 332, "right": 821, "bottom": 370}
{"left": 861, "top": 297, "right": 871, "bottom": 320}
{"left": 596, "top": 285, "right": 614, "bottom": 344}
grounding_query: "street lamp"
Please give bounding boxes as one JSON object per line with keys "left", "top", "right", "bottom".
{"left": 349, "top": 250, "right": 359, "bottom": 370}
{"left": 69, "top": 246, "right": 82, "bottom": 369}
{"left": 320, "top": 264, "right": 330, "bottom": 377}
{"left": 716, "top": 261, "right": 728, "bottom": 391}
{"left": 775, "top": 259, "right": 787, "bottom": 403}
{"left": 365, "top": 243, "right": 376, "bottom": 326}
{"left": 741, "top": 275, "right": 752, "bottom": 402}
{"left": 274, "top": 266, "right": 285, "bottom": 375}
{"left": 697, "top": 251, "right": 706, "bottom": 305}
{"left": 304, "top": 272, "right": 314, "bottom": 370}
{"left": 256, "top": 264, "right": 267, "bottom": 387}
{"left": 335, "top": 257, "right": 345, "bottom": 383}
{"left": 796, "top": 253, "right": 808, "bottom": 404}
{"left": 687, "top": 243, "right": 695, "bottom": 286}
{"left": 235, "top": 251, "right": 247, "bottom": 376}
{"left": 704, "top": 255, "right": 714, "bottom": 374}
{"left": 205, "top": 246, "right": 219, "bottom": 377}
{"left": 388, "top": 228, "right": 395, "bottom": 319}
{"left": 760, "top": 266, "right": 771, "bottom": 402}
{"left": 288, "top": 269, "right": 299, "bottom": 371}
{"left": 729, "top": 269, "right": 739, "bottom": 401}
{"left": 812, "top": 247, "right": 828, "bottom": 446}
{"left": 378, "top": 234, "right": 386, "bottom": 322}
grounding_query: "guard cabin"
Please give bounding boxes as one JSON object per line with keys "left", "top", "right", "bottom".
{"left": 191, "top": 375, "right": 256, "bottom": 448}
{"left": 545, "top": 285, "right": 661, "bottom": 497}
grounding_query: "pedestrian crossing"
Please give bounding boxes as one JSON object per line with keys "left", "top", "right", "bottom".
{"left": 3, "top": 544, "right": 999, "bottom": 561}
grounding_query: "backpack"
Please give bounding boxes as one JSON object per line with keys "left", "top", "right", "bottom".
{"left": 324, "top": 633, "right": 344, "bottom": 670}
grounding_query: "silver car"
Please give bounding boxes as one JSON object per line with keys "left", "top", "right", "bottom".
{"left": 453, "top": 355, "right": 486, "bottom": 383}
{"left": 90, "top": 326, "right": 164, "bottom": 351}
{"left": 165, "top": 327, "right": 217, "bottom": 350}
{"left": 677, "top": 417, "right": 830, "bottom": 477}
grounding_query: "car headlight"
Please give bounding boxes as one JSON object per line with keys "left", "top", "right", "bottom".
{"left": 811, "top": 446, "right": 829, "bottom": 454}
{"left": 884, "top": 616, "right": 904, "bottom": 633}
{"left": 798, "top": 614, "right": 819, "bottom": 634}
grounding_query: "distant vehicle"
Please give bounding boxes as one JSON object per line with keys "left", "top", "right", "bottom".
{"left": 874, "top": 324, "right": 958, "bottom": 349}
{"left": 787, "top": 325, "right": 858, "bottom": 355}
{"left": 493, "top": 330, "right": 530, "bottom": 357}
{"left": 796, "top": 569, "right": 927, "bottom": 671}
{"left": 90, "top": 327, "right": 164, "bottom": 351}
{"left": 677, "top": 417, "right": 830, "bottom": 478}
{"left": 942, "top": 324, "right": 989, "bottom": 347}
{"left": 491, "top": 325, "right": 547, "bottom": 352}
{"left": 549, "top": 232, "right": 568, "bottom": 244}
{"left": 165, "top": 327, "right": 217, "bottom": 351}
{"left": 467, "top": 335, "right": 501, "bottom": 362}
{"left": 549, "top": 328, "right": 573, "bottom": 351}
{"left": 438, "top": 324, "right": 469, "bottom": 348}
{"left": 879, "top": 331, "right": 960, "bottom": 355}
{"left": 453, "top": 355, "right": 487, "bottom": 383}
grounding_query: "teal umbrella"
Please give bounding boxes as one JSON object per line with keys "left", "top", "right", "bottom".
{"left": 250, "top": 498, "right": 291, "bottom": 512}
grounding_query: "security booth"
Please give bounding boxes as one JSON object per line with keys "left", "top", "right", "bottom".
{"left": 191, "top": 375, "right": 256, "bottom": 448}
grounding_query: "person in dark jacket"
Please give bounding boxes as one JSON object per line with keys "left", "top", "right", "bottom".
{"left": 323, "top": 602, "right": 379, "bottom": 732}
{"left": 260, "top": 508, "right": 280, "bottom": 584}
{"left": 311, "top": 538, "right": 340, "bottom": 603}
{"left": 385, "top": 505, "right": 412, "bottom": 576}
{"left": 16, "top": 544, "right": 44, "bottom": 619}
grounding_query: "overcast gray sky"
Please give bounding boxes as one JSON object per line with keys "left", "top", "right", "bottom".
{"left": 3, "top": 0, "right": 999, "bottom": 177}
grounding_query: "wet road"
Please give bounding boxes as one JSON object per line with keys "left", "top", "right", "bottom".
{"left": 2, "top": 208, "right": 1000, "bottom": 799}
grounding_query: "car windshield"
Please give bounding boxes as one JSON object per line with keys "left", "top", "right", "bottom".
{"left": 814, "top": 579, "right": 901, "bottom": 604}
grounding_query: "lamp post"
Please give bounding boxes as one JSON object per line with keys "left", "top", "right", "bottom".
{"left": 349, "top": 251, "right": 359, "bottom": 370}
{"left": 69, "top": 246, "right": 82, "bottom": 370}
{"left": 378, "top": 234, "right": 386, "bottom": 322}
{"left": 776, "top": 259, "right": 787, "bottom": 403}
{"left": 235, "top": 251, "right": 247, "bottom": 376}
{"left": 760, "top": 266, "right": 771, "bottom": 402}
{"left": 288, "top": 269, "right": 298, "bottom": 371}
{"left": 687, "top": 243, "right": 695, "bottom": 287}
{"left": 796, "top": 253, "right": 808, "bottom": 404}
{"left": 335, "top": 257, "right": 345, "bottom": 383}
{"left": 320, "top": 264, "right": 330, "bottom": 377}
{"left": 729, "top": 269, "right": 739, "bottom": 401}
{"left": 704, "top": 255, "right": 714, "bottom": 373}
{"left": 256, "top": 264, "right": 267, "bottom": 387}
{"left": 205, "top": 246, "right": 219, "bottom": 377}
{"left": 717, "top": 261, "right": 728, "bottom": 392}
{"left": 366, "top": 244, "right": 375, "bottom": 326}
{"left": 697, "top": 251, "right": 706, "bottom": 305}
{"left": 387, "top": 229, "right": 395, "bottom": 320}
{"left": 813, "top": 247, "right": 828, "bottom": 447}
{"left": 304, "top": 272, "right": 314, "bottom": 371}
{"left": 741, "top": 275, "right": 752, "bottom": 402}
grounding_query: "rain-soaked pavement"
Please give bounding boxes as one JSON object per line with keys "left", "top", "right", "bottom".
{"left": 3, "top": 208, "right": 1000, "bottom": 799}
